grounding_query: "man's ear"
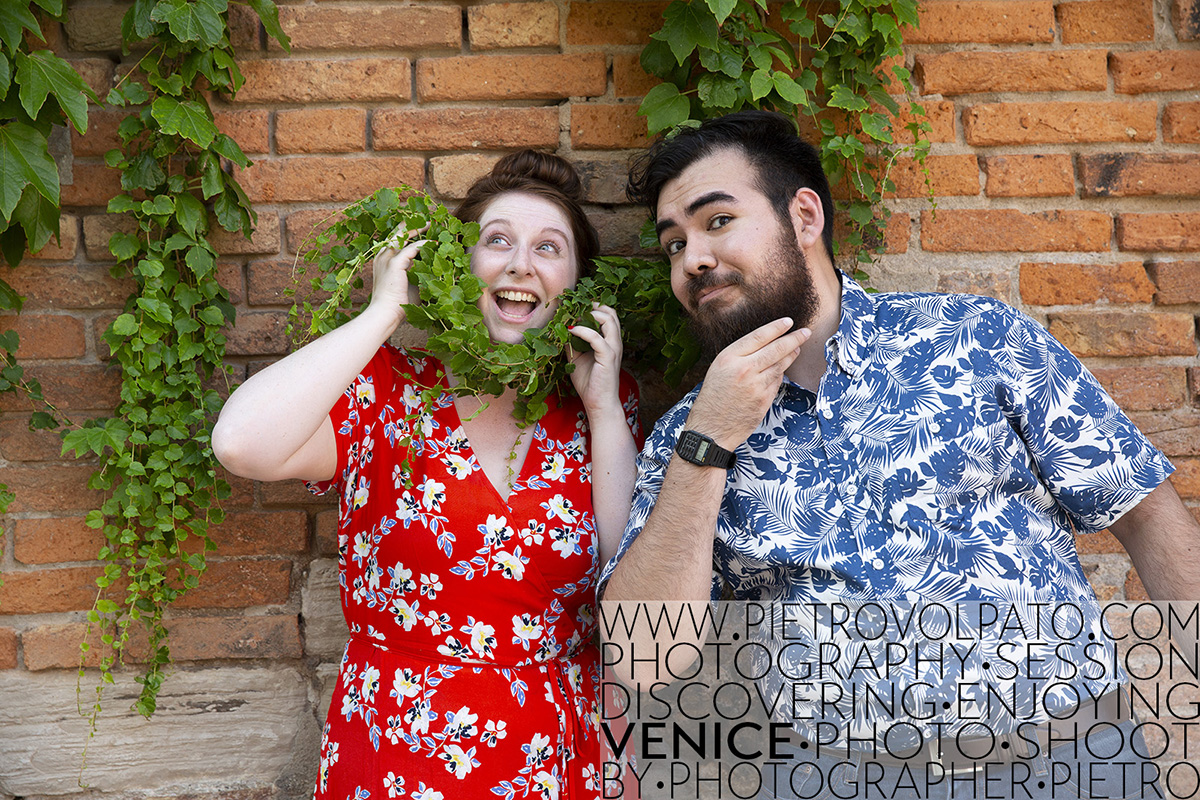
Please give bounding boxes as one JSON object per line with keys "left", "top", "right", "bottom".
{"left": 788, "top": 188, "right": 825, "bottom": 251}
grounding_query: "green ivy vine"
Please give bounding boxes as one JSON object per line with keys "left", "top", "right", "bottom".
{"left": 0, "top": 0, "right": 95, "bottom": 548}
{"left": 56, "top": 0, "right": 289, "bottom": 722}
{"left": 638, "top": 0, "right": 930, "bottom": 267}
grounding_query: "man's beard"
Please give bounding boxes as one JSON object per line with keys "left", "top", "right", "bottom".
{"left": 686, "top": 228, "right": 820, "bottom": 360}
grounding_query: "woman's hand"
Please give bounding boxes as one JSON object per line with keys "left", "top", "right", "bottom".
{"left": 567, "top": 304, "right": 624, "bottom": 418}
{"left": 366, "top": 225, "right": 426, "bottom": 330}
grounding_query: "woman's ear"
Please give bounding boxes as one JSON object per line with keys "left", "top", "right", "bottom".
{"left": 788, "top": 188, "right": 825, "bottom": 251}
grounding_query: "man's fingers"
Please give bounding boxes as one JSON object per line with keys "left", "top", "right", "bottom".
{"left": 758, "top": 326, "right": 810, "bottom": 372}
{"left": 725, "top": 317, "right": 795, "bottom": 356}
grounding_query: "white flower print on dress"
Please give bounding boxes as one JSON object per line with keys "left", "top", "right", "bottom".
{"left": 525, "top": 733, "right": 553, "bottom": 767}
{"left": 519, "top": 520, "right": 545, "bottom": 546}
{"left": 420, "top": 572, "right": 442, "bottom": 599}
{"left": 396, "top": 491, "right": 420, "bottom": 523}
{"left": 511, "top": 613, "right": 543, "bottom": 649}
{"left": 480, "top": 514, "right": 513, "bottom": 546}
{"left": 541, "top": 495, "right": 576, "bottom": 524}
{"left": 392, "top": 668, "right": 421, "bottom": 700}
{"left": 419, "top": 478, "right": 446, "bottom": 511}
{"left": 405, "top": 698, "right": 434, "bottom": 734}
{"left": 355, "top": 379, "right": 375, "bottom": 406}
{"left": 360, "top": 665, "right": 381, "bottom": 703}
{"left": 443, "top": 453, "right": 476, "bottom": 480}
{"left": 440, "top": 743, "right": 479, "bottom": 779}
{"left": 389, "top": 563, "right": 416, "bottom": 594}
{"left": 424, "top": 610, "right": 452, "bottom": 633}
{"left": 491, "top": 549, "right": 526, "bottom": 580}
{"left": 445, "top": 706, "right": 478, "bottom": 740}
{"left": 352, "top": 477, "right": 370, "bottom": 509}
{"left": 540, "top": 452, "right": 572, "bottom": 482}
{"left": 533, "top": 769, "right": 560, "bottom": 800}
{"left": 411, "top": 784, "right": 443, "bottom": 800}
{"left": 468, "top": 620, "right": 496, "bottom": 658}
{"left": 483, "top": 719, "right": 507, "bottom": 747}
{"left": 549, "top": 526, "right": 581, "bottom": 558}
{"left": 383, "top": 771, "right": 403, "bottom": 798}
{"left": 390, "top": 597, "right": 420, "bottom": 631}
{"left": 401, "top": 383, "right": 421, "bottom": 411}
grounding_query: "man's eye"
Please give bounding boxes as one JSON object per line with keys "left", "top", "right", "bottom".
{"left": 710, "top": 214, "right": 732, "bottom": 230}
{"left": 664, "top": 239, "right": 684, "bottom": 256}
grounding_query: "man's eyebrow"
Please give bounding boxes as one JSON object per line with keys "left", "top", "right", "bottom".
{"left": 654, "top": 191, "right": 737, "bottom": 238}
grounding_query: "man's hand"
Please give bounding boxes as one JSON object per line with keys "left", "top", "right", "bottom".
{"left": 687, "top": 318, "right": 811, "bottom": 450}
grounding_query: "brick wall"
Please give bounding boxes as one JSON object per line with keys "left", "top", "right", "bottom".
{"left": 0, "top": 0, "right": 1197, "bottom": 796}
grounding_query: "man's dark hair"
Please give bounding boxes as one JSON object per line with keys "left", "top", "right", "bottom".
{"left": 626, "top": 110, "right": 835, "bottom": 261}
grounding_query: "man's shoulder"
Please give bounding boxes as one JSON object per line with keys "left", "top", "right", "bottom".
{"left": 872, "top": 288, "right": 1019, "bottom": 321}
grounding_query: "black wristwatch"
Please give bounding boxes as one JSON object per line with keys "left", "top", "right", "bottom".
{"left": 675, "top": 429, "right": 736, "bottom": 469}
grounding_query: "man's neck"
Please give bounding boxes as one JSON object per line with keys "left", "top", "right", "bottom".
{"left": 783, "top": 262, "right": 843, "bottom": 393}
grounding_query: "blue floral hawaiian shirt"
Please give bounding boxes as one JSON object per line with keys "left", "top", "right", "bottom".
{"left": 599, "top": 275, "right": 1173, "bottom": 740}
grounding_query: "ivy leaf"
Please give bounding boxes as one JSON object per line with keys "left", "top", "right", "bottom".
{"left": 828, "top": 84, "right": 869, "bottom": 112}
{"left": 150, "top": 0, "right": 227, "bottom": 47}
{"left": 15, "top": 51, "right": 91, "bottom": 134}
{"left": 704, "top": 0, "right": 738, "bottom": 25}
{"left": 772, "top": 72, "right": 808, "bottom": 105}
{"left": 245, "top": 0, "right": 292, "bottom": 52}
{"left": 12, "top": 183, "right": 59, "bottom": 254}
{"left": 0, "top": 223, "right": 24, "bottom": 268}
{"left": 0, "top": 56, "right": 11, "bottom": 102}
{"left": 124, "top": 0, "right": 162, "bottom": 40}
{"left": 659, "top": 0, "right": 719, "bottom": 64}
{"left": 175, "top": 192, "right": 206, "bottom": 236}
{"left": 211, "top": 133, "right": 249, "bottom": 168}
{"left": 749, "top": 68, "right": 773, "bottom": 101}
{"left": 0, "top": 121, "right": 58, "bottom": 219}
{"left": 124, "top": 152, "right": 166, "bottom": 191}
{"left": 0, "top": 277, "right": 21, "bottom": 312}
{"left": 698, "top": 45, "right": 743, "bottom": 79}
{"left": 151, "top": 97, "right": 217, "bottom": 149}
{"left": 892, "top": 0, "right": 920, "bottom": 28}
{"left": 638, "top": 82, "right": 691, "bottom": 134}
{"left": 697, "top": 73, "right": 739, "bottom": 108}
{"left": 32, "top": 0, "right": 64, "bottom": 14}
{"left": 640, "top": 37, "right": 679, "bottom": 78}
{"left": 0, "top": 5, "right": 41, "bottom": 57}
{"left": 859, "top": 112, "right": 893, "bottom": 143}
{"left": 111, "top": 313, "right": 139, "bottom": 336}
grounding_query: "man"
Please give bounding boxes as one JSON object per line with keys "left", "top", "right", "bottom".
{"left": 598, "top": 110, "right": 1200, "bottom": 798}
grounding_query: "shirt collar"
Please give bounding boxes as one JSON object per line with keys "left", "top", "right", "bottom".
{"left": 827, "top": 271, "right": 877, "bottom": 378}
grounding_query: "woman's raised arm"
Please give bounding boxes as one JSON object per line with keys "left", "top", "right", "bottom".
{"left": 211, "top": 237, "right": 423, "bottom": 483}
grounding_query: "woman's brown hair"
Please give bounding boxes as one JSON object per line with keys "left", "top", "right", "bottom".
{"left": 455, "top": 150, "right": 600, "bottom": 278}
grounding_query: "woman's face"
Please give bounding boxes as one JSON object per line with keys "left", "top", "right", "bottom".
{"left": 471, "top": 192, "right": 579, "bottom": 345}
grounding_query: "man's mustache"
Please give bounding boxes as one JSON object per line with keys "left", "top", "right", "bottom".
{"left": 686, "top": 271, "right": 744, "bottom": 310}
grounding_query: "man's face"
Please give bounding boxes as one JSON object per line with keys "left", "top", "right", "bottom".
{"left": 654, "top": 148, "right": 820, "bottom": 357}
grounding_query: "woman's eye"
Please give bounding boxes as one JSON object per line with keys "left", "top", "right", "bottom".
{"left": 537, "top": 242, "right": 561, "bottom": 254}
{"left": 487, "top": 234, "right": 508, "bottom": 245}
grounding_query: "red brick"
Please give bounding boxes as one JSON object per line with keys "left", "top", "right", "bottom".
{"left": 613, "top": 54, "right": 660, "bottom": 98}
{"left": 315, "top": 509, "right": 338, "bottom": 557}
{"left": 1, "top": 261, "right": 128, "bottom": 309}
{"left": 70, "top": 58, "right": 115, "bottom": 101}
{"left": 983, "top": 154, "right": 1075, "bottom": 197}
{"left": 272, "top": 5, "right": 459, "bottom": 51}
{"left": 902, "top": 0, "right": 1055, "bottom": 43}
{"left": 13, "top": 517, "right": 100, "bottom": 565}
{"left": 936, "top": 270, "right": 1013, "bottom": 302}
{"left": 1171, "top": 458, "right": 1200, "bottom": 498}
{"left": 0, "top": 628, "right": 15, "bottom": 669}
{"left": 963, "top": 102, "right": 1158, "bottom": 145}
{"left": 23, "top": 216, "right": 78, "bottom": 261}
{"left": 1117, "top": 213, "right": 1200, "bottom": 252}
{"left": 0, "top": 363, "right": 120, "bottom": 412}
{"left": 1148, "top": 261, "right": 1200, "bottom": 304}
{"left": 218, "top": 261, "right": 245, "bottom": 306}
{"left": 284, "top": 208, "right": 347, "bottom": 257}
{"left": 566, "top": 1, "right": 669, "bottom": 44}
{"left": 1047, "top": 311, "right": 1195, "bottom": 357}
{"left": 260, "top": 478, "right": 339, "bottom": 507}
{"left": 0, "top": 565, "right": 103, "bottom": 614}
{"left": 227, "top": 2, "right": 260, "bottom": 51}
{"left": 883, "top": 212, "right": 911, "bottom": 255}
{"left": 430, "top": 154, "right": 501, "bottom": 200}
{"left": 224, "top": 311, "right": 289, "bottom": 356}
{"left": 214, "top": 110, "right": 270, "bottom": 155}
{"left": 1112, "top": 51, "right": 1200, "bottom": 93}
{"left": 417, "top": 54, "right": 606, "bottom": 102}
{"left": 888, "top": 155, "right": 979, "bottom": 198}
{"left": 73, "top": 109, "right": 126, "bottom": 157}
{"left": 1175, "top": 0, "right": 1200, "bottom": 39}
{"left": 921, "top": 210, "right": 1110, "bottom": 252}
{"left": 248, "top": 257, "right": 369, "bottom": 308}
{"left": 571, "top": 104, "right": 650, "bottom": 150}
{"left": 374, "top": 107, "right": 561, "bottom": 151}
{"left": 0, "top": 417, "right": 70, "bottom": 461}
{"left": 203, "top": 511, "right": 308, "bottom": 556}
{"left": 59, "top": 162, "right": 122, "bottom": 208}
{"left": 62, "top": 4, "right": 123, "bottom": 50}
{"left": 208, "top": 212, "right": 281, "bottom": 256}
{"left": 1091, "top": 367, "right": 1186, "bottom": 411}
{"left": 915, "top": 50, "right": 1106, "bottom": 95}
{"left": 0, "top": 314, "right": 85, "bottom": 358}
{"left": 24, "top": 621, "right": 125, "bottom": 670}
{"left": 276, "top": 108, "right": 366, "bottom": 154}
{"left": 238, "top": 157, "right": 424, "bottom": 204}
{"left": 82, "top": 213, "right": 133, "bottom": 261}
{"left": 1128, "top": 409, "right": 1200, "bottom": 454}
{"left": 891, "top": 101, "right": 957, "bottom": 144}
{"left": 233, "top": 59, "right": 412, "bottom": 104}
{"left": 173, "top": 559, "right": 292, "bottom": 609}
{"left": 1057, "top": 0, "right": 1154, "bottom": 42}
{"left": 470, "top": 3, "right": 559, "bottom": 49}
{"left": 1019, "top": 261, "right": 1154, "bottom": 305}
{"left": 1165, "top": 103, "right": 1200, "bottom": 143}
{"left": 1081, "top": 154, "right": 1200, "bottom": 198}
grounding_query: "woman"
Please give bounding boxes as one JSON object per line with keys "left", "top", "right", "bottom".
{"left": 212, "top": 152, "right": 640, "bottom": 800}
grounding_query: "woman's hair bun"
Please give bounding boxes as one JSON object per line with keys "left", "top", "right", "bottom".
{"left": 490, "top": 150, "right": 585, "bottom": 203}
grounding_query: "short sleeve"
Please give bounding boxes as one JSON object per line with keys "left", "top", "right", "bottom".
{"left": 304, "top": 345, "right": 392, "bottom": 498}
{"left": 998, "top": 308, "right": 1174, "bottom": 532}
{"left": 618, "top": 370, "right": 645, "bottom": 449}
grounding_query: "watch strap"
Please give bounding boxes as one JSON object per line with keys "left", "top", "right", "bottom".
{"left": 675, "top": 429, "right": 736, "bottom": 469}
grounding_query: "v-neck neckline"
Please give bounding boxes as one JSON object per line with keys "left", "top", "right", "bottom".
{"left": 445, "top": 391, "right": 540, "bottom": 508}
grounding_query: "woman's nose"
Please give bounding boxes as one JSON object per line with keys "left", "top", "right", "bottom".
{"left": 506, "top": 247, "right": 534, "bottom": 276}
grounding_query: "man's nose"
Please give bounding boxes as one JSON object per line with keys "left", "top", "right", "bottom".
{"left": 680, "top": 239, "right": 715, "bottom": 276}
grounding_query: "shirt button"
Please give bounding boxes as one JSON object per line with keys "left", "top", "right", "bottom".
{"left": 872, "top": 558, "right": 885, "bottom": 569}
{"left": 929, "top": 422, "right": 941, "bottom": 434}
{"left": 821, "top": 407, "right": 833, "bottom": 420}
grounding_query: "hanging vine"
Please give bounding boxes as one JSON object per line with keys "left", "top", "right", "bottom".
{"left": 637, "top": 0, "right": 930, "bottom": 268}
{"left": 0, "top": 0, "right": 94, "bottom": 549}
{"left": 59, "top": 0, "right": 289, "bottom": 719}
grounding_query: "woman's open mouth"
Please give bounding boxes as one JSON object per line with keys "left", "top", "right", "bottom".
{"left": 494, "top": 289, "right": 541, "bottom": 321}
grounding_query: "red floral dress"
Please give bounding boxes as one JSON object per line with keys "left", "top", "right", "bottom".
{"left": 310, "top": 345, "right": 640, "bottom": 800}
